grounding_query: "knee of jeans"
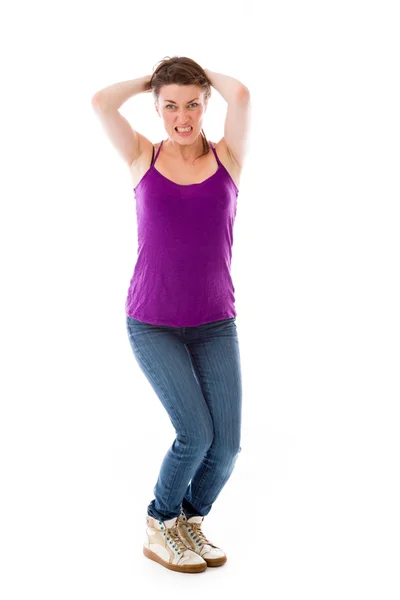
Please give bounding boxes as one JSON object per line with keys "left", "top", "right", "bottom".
{"left": 186, "top": 428, "right": 213, "bottom": 454}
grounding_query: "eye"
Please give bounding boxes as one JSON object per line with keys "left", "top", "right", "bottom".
{"left": 165, "top": 103, "right": 199, "bottom": 109}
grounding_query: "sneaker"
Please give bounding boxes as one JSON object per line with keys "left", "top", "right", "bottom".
{"left": 177, "top": 507, "right": 227, "bottom": 567}
{"left": 143, "top": 515, "right": 207, "bottom": 573}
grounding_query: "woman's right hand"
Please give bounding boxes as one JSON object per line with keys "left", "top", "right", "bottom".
{"left": 142, "top": 74, "right": 153, "bottom": 93}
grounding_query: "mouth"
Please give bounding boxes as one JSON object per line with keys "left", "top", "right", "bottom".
{"left": 175, "top": 126, "right": 193, "bottom": 133}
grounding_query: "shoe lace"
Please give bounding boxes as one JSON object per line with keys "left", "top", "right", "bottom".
{"left": 186, "top": 521, "right": 213, "bottom": 547}
{"left": 165, "top": 522, "right": 190, "bottom": 555}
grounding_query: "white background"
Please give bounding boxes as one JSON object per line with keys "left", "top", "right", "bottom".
{"left": 1, "top": 0, "right": 399, "bottom": 598}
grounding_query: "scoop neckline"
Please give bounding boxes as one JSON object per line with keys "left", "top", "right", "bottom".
{"left": 152, "top": 164, "right": 221, "bottom": 187}
{"left": 133, "top": 141, "right": 239, "bottom": 194}
{"left": 152, "top": 139, "right": 220, "bottom": 187}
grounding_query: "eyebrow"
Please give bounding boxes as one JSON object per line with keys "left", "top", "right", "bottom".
{"left": 164, "top": 97, "right": 199, "bottom": 104}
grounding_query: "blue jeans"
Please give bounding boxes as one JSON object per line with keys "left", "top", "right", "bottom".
{"left": 125, "top": 315, "right": 242, "bottom": 521}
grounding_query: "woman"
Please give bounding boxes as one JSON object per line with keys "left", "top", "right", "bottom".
{"left": 91, "top": 56, "right": 251, "bottom": 573}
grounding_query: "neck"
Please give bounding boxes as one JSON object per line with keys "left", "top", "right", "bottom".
{"left": 165, "top": 135, "right": 205, "bottom": 162}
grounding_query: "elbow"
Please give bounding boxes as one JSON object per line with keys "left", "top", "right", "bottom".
{"left": 237, "top": 85, "right": 250, "bottom": 100}
{"left": 91, "top": 92, "right": 106, "bottom": 110}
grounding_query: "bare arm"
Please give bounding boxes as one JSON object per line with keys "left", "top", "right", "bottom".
{"left": 91, "top": 75, "right": 152, "bottom": 111}
{"left": 204, "top": 69, "right": 249, "bottom": 104}
{"left": 91, "top": 75, "right": 153, "bottom": 166}
{"left": 205, "top": 69, "right": 250, "bottom": 169}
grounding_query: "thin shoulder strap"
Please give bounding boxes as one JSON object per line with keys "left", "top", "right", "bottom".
{"left": 150, "top": 145, "right": 154, "bottom": 166}
{"left": 209, "top": 141, "right": 222, "bottom": 166}
{"left": 152, "top": 140, "right": 163, "bottom": 166}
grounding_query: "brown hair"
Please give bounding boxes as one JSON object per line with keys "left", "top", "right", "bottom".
{"left": 150, "top": 56, "right": 212, "bottom": 163}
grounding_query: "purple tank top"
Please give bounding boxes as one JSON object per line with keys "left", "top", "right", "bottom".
{"left": 125, "top": 139, "right": 239, "bottom": 327}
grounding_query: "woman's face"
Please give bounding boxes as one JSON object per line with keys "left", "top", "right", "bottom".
{"left": 155, "top": 84, "right": 207, "bottom": 142}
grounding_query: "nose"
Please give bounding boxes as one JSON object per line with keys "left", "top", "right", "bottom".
{"left": 176, "top": 111, "right": 190, "bottom": 124}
